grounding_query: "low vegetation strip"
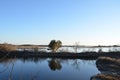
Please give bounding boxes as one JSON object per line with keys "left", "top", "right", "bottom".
{"left": 0, "top": 51, "right": 120, "bottom": 59}
{"left": 91, "top": 74, "right": 120, "bottom": 80}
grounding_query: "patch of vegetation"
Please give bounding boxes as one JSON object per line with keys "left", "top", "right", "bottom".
{"left": 91, "top": 74, "right": 120, "bottom": 80}
{"left": 48, "top": 40, "right": 62, "bottom": 52}
{"left": 0, "top": 43, "right": 16, "bottom": 53}
{"left": 91, "top": 57, "right": 120, "bottom": 80}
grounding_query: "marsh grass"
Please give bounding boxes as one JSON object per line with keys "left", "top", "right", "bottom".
{"left": 91, "top": 74, "right": 120, "bottom": 80}
{"left": 92, "top": 57, "right": 120, "bottom": 80}
{"left": 97, "top": 57, "right": 120, "bottom": 65}
{"left": 0, "top": 43, "right": 16, "bottom": 52}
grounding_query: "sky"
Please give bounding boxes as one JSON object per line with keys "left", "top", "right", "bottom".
{"left": 0, "top": 0, "right": 120, "bottom": 45}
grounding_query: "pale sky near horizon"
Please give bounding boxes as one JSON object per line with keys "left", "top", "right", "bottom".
{"left": 0, "top": 0, "right": 120, "bottom": 45}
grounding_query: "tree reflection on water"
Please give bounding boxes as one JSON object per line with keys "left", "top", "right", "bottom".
{"left": 48, "top": 59, "right": 62, "bottom": 71}
{"left": 0, "top": 57, "right": 98, "bottom": 80}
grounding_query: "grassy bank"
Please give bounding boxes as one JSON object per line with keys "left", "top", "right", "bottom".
{"left": 91, "top": 57, "right": 120, "bottom": 80}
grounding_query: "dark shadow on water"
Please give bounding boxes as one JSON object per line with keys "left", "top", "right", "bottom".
{"left": 48, "top": 58, "right": 62, "bottom": 71}
{"left": 0, "top": 57, "right": 98, "bottom": 80}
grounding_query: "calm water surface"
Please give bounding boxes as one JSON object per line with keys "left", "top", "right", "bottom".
{"left": 0, "top": 58, "right": 100, "bottom": 80}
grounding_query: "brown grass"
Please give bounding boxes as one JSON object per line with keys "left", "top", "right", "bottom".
{"left": 0, "top": 43, "right": 16, "bottom": 52}
{"left": 97, "top": 57, "right": 120, "bottom": 64}
{"left": 91, "top": 74, "right": 120, "bottom": 80}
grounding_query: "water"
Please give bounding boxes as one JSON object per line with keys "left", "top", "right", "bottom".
{"left": 0, "top": 58, "right": 99, "bottom": 80}
{"left": 59, "top": 47, "right": 120, "bottom": 52}
{"left": 17, "top": 46, "right": 120, "bottom": 53}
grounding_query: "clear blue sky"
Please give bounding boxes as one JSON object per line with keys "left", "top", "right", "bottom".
{"left": 0, "top": 0, "right": 120, "bottom": 45}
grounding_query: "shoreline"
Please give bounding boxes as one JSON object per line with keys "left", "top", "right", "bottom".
{"left": 0, "top": 51, "right": 120, "bottom": 59}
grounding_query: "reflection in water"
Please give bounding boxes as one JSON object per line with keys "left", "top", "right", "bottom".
{"left": 0, "top": 58, "right": 16, "bottom": 74}
{"left": 48, "top": 59, "right": 62, "bottom": 71}
{"left": 9, "top": 63, "right": 14, "bottom": 80}
{"left": 72, "top": 59, "right": 81, "bottom": 70}
{"left": 0, "top": 58, "right": 16, "bottom": 65}
{"left": 0, "top": 58, "right": 99, "bottom": 80}
{"left": 0, "top": 58, "right": 15, "bottom": 80}
{"left": 20, "top": 57, "right": 47, "bottom": 63}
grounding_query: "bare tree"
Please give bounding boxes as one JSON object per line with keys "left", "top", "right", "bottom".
{"left": 73, "top": 42, "right": 79, "bottom": 53}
